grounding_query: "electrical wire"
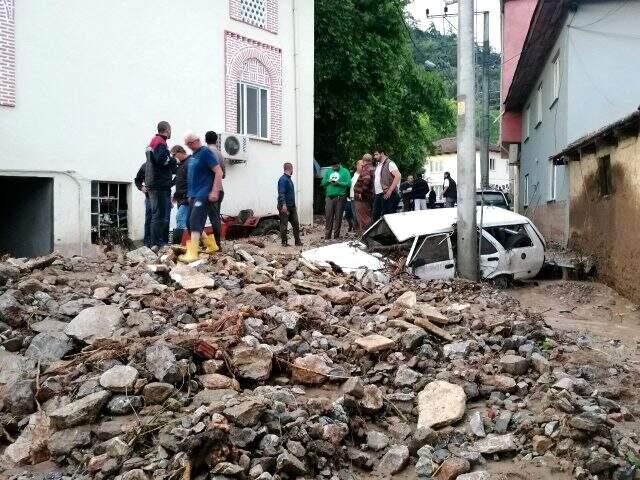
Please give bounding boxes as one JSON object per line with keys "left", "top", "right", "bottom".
{"left": 571, "top": 0, "right": 630, "bottom": 29}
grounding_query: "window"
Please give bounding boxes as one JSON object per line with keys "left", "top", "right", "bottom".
{"left": 552, "top": 53, "right": 560, "bottom": 104}
{"left": 524, "top": 174, "right": 530, "bottom": 206}
{"left": 476, "top": 192, "right": 508, "bottom": 208}
{"left": 489, "top": 157, "right": 496, "bottom": 171}
{"left": 411, "top": 234, "right": 451, "bottom": 268}
{"left": 536, "top": 85, "right": 543, "bottom": 126}
{"left": 485, "top": 224, "right": 533, "bottom": 250}
{"left": 91, "top": 182, "right": 128, "bottom": 244}
{"left": 549, "top": 162, "right": 557, "bottom": 201}
{"left": 237, "top": 82, "right": 269, "bottom": 139}
{"left": 478, "top": 232, "right": 498, "bottom": 255}
{"left": 240, "top": 0, "right": 266, "bottom": 28}
{"left": 598, "top": 155, "right": 613, "bottom": 196}
{"left": 524, "top": 106, "right": 531, "bottom": 140}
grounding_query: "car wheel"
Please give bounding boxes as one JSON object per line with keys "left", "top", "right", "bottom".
{"left": 492, "top": 274, "right": 512, "bottom": 290}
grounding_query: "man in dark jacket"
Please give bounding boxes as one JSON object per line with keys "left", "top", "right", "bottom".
{"left": 412, "top": 173, "right": 429, "bottom": 210}
{"left": 428, "top": 186, "right": 437, "bottom": 208}
{"left": 400, "top": 175, "right": 414, "bottom": 212}
{"left": 205, "top": 131, "right": 225, "bottom": 246}
{"left": 278, "top": 162, "right": 302, "bottom": 247}
{"left": 170, "top": 145, "right": 190, "bottom": 244}
{"left": 443, "top": 171, "right": 457, "bottom": 207}
{"left": 145, "top": 121, "right": 176, "bottom": 247}
{"left": 134, "top": 163, "right": 151, "bottom": 247}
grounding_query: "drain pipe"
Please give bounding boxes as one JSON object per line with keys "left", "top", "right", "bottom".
{"left": 291, "top": 0, "right": 302, "bottom": 218}
{"left": 1, "top": 169, "right": 85, "bottom": 256}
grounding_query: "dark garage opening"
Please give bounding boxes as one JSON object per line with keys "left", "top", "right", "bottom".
{"left": 0, "top": 176, "right": 54, "bottom": 258}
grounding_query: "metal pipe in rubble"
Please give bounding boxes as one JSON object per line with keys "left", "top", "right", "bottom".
{"left": 455, "top": 0, "right": 479, "bottom": 281}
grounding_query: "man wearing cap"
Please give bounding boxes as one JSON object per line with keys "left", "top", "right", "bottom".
{"left": 179, "top": 132, "right": 224, "bottom": 263}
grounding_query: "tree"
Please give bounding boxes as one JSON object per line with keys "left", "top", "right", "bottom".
{"left": 315, "top": 0, "right": 455, "bottom": 175}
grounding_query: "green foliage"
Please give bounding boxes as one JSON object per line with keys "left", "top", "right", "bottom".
{"left": 539, "top": 338, "right": 554, "bottom": 351}
{"left": 315, "top": 0, "right": 455, "bottom": 175}
{"left": 408, "top": 22, "right": 503, "bottom": 144}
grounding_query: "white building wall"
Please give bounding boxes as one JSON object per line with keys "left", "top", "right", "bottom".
{"left": 425, "top": 151, "right": 509, "bottom": 198}
{"left": 0, "top": 0, "right": 313, "bottom": 255}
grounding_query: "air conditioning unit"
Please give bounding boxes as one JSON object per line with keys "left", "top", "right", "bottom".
{"left": 220, "top": 133, "right": 249, "bottom": 164}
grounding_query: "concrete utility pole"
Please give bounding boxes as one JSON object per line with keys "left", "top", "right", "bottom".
{"left": 456, "top": 0, "right": 478, "bottom": 281}
{"left": 480, "top": 11, "right": 490, "bottom": 190}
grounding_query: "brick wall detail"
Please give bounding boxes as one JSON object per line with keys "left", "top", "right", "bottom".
{"left": 225, "top": 31, "right": 282, "bottom": 145}
{"left": 0, "top": 0, "right": 15, "bottom": 107}
{"left": 229, "top": 0, "right": 278, "bottom": 34}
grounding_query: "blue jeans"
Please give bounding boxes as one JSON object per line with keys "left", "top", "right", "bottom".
{"left": 175, "top": 203, "right": 189, "bottom": 230}
{"left": 149, "top": 190, "right": 171, "bottom": 247}
{"left": 144, "top": 197, "right": 152, "bottom": 247}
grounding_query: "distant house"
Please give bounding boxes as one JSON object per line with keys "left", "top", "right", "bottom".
{"left": 500, "top": 0, "right": 640, "bottom": 244}
{"left": 425, "top": 137, "right": 508, "bottom": 199}
{"left": 550, "top": 110, "right": 640, "bottom": 302}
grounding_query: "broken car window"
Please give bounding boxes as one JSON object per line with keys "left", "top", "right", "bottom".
{"left": 484, "top": 224, "right": 533, "bottom": 250}
{"left": 411, "top": 234, "right": 450, "bottom": 268}
{"left": 478, "top": 233, "right": 498, "bottom": 255}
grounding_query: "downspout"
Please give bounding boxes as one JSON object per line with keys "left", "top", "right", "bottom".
{"left": 2, "top": 169, "right": 85, "bottom": 256}
{"left": 291, "top": 0, "right": 301, "bottom": 213}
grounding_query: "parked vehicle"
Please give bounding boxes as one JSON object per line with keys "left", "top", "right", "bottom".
{"left": 476, "top": 190, "right": 510, "bottom": 209}
{"left": 302, "top": 207, "right": 546, "bottom": 283}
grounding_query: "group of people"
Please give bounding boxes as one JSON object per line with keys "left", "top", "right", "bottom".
{"left": 320, "top": 148, "right": 460, "bottom": 239}
{"left": 320, "top": 148, "right": 402, "bottom": 239}
{"left": 134, "top": 121, "right": 225, "bottom": 263}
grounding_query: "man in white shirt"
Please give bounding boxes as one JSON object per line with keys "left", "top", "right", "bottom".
{"left": 372, "top": 148, "right": 401, "bottom": 222}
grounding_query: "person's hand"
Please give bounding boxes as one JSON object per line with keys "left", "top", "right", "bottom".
{"left": 142, "top": 186, "right": 148, "bottom": 194}
{"left": 383, "top": 189, "right": 392, "bottom": 200}
{"left": 208, "top": 190, "right": 219, "bottom": 202}
{"left": 281, "top": 205, "right": 288, "bottom": 214}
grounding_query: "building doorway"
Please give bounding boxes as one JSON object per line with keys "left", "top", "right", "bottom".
{"left": 0, "top": 176, "right": 54, "bottom": 258}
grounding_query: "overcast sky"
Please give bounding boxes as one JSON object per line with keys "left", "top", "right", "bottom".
{"left": 406, "top": 0, "right": 502, "bottom": 51}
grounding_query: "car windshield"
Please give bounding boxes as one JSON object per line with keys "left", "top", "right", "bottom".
{"left": 476, "top": 192, "right": 507, "bottom": 207}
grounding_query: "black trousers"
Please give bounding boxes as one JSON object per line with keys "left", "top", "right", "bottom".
{"left": 372, "top": 191, "right": 399, "bottom": 223}
{"left": 207, "top": 190, "right": 225, "bottom": 245}
{"left": 279, "top": 206, "right": 300, "bottom": 244}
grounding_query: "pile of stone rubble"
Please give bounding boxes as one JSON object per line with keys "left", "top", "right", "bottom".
{"left": 0, "top": 242, "right": 638, "bottom": 480}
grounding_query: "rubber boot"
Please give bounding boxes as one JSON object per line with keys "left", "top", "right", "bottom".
{"left": 172, "top": 228, "right": 184, "bottom": 245}
{"left": 178, "top": 240, "right": 199, "bottom": 263}
{"left": 202, "top": 232, "right": 219, "bottom": 254}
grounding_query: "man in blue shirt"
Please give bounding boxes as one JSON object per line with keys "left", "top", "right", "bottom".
{"left": 278, "top": 162, "right": 302, "bottom": 247}
{"left": 179, "top": 132, "right": 224, "bottom": 263}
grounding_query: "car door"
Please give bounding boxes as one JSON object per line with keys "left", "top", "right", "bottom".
{"left": 485, "top": 223, "right": 539, "bottom": 279}
{"left": 407, "top": 233, "right": 455, "bottom": 280}
{"left": 478, "top": 229, "right": 501, "bottom": 278}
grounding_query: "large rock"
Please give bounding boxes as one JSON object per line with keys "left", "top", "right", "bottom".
{"left": 126, "top": 246, "right": 158, "bottom": 263}
{"left": 6, "top": 380, "right": 36, "bottom": 415}
{"left": 169, "top": 264, "right": 215, "bottom": 291}
{"left": 395, "top": 291, "right": 417, "bottom": 308}
{"left": 59, "top": 298, "right": 103, "bottom": 317}
{"left": 531, "top": 352, "right": 551, "bottom": 373}
{"left": 360, "top": 384, "right": 384, "bottom": 412}
{"left": 224, "top": 399, "right": 266, "bottom": 427}
{"left": 414, "top": 303, "right": 449, "bottom": 325}
{"left": 0, "top": 350, "right": 36, "bottom": 385}
{"left": 355, "top": 334, "right": 395, "bottom": 353}
{"left": 499, "top": 354, "right": 529, "bottom": 375}
{"left": 107, "top": 395, "right": 143, "bottom": 415}
{"left": 100, "top": 365, "right": 139, "bottom": 393}
{"left": 30, "top": 318, "right": 68, "bottom": 334}
{"left": 291, "top": 354, "right": 331, "bottom": 385}
{"left": 198, "top": 373, "right": 240, "bottom": 391}
{"left": 435, "top": 457, "right": 471, "bottom": 480}
{"left": 49, "top": 390, "right": 111, "bottom": 429}
{"left": 48, "top": 426, "right": 92, "bottom": 456}
{"left": 321, "top": 287, "right": 353, "bottom": 305}
{"left": 145, "top": 344, "right": 180, "bottom": 383}
{"left": 0, "top": 290, "right": 23, "bottom": 327}
{"left": 277, "top": 451, "right": 308, "bottom": 476}
{"left": 142, "top": 383, "right": 175, "bottom": 404}
{"left": 482, "top": 374, "right": 516, "bottom": 392}
{"left": 457, "top": 473, "right": 492, "bottom": 480}
{"left": 417, "top": 381, "right": 467, "bottom": 429}
{"left": 230, "top": 339, "right": 273, "bottom": 381}
{"left": 191, "top": 389, "right": 238, "bottom": 408}
{"left": 376, "top": 445, "right": 409, "bottom": 476}
{"left": 64, "top": 305, "right": 124, "bottom": 344}
{"left": 473, "top": 434, "right": 517, "bottom": 454}
{"left": 25, "top": 331, "right": 74, "bottom": 366}
{"left": 4, "top": 411, "right": 51, "bottom": 465}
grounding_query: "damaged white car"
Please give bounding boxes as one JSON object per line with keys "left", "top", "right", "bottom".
{"left": 302, "top": 207, "right": 546, "bottom": 283}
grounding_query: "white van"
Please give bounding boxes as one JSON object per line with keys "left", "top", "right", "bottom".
{"left": 302, "top": 207, "right": 546, "bottom": 283}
